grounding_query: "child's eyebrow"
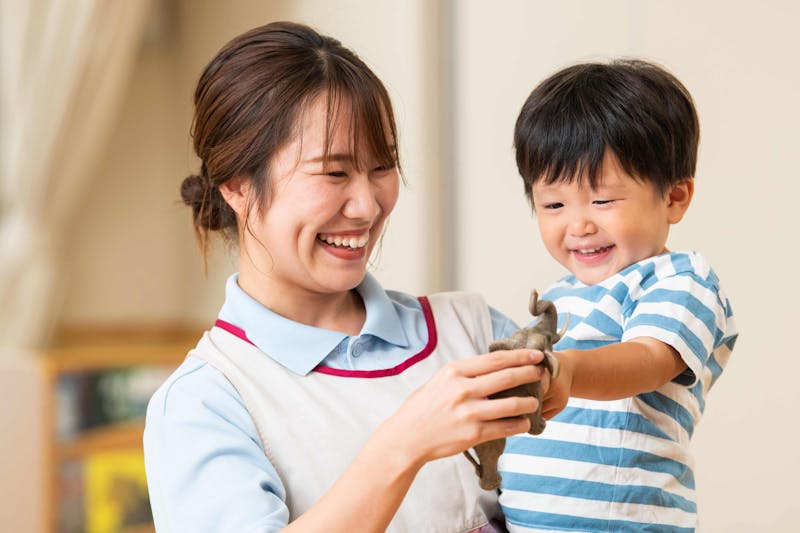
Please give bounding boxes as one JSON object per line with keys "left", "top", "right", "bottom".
{"left": 592, "top": 182, "right": 631, "bottom": 195}
{"left": 531, "top": 182, "right": 563, "bottom": 194}
{"left": 590, "top": 173, "right": 632, "bottom": 190}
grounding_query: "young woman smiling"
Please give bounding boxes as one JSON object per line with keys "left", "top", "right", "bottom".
{"left": 143, "top": 21, "right": 548, "bottom": 533}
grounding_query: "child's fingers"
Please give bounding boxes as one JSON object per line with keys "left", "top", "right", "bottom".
{"left": 539, "top": 366, "right": 552, "bottom": 393}
{"left": 542, "top": 405, "right": 565, "bottom": 420}
{"left": 455, "top": 349, "right": 544, "bottom": 378}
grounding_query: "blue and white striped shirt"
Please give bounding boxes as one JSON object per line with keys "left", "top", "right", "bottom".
{"left": 499, "top": 251, "right": 738, "bottom": 533}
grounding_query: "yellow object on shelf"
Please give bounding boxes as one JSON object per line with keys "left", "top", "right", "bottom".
{"left": 84, "top": 449, "right": 151, "bottom": 533}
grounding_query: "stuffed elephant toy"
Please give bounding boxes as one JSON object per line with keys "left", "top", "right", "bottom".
{"left": 463, "top": 289, "right": 567, "bottom": 490}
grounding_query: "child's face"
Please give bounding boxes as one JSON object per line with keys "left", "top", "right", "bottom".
{"left": 531, "top": 152, "right": 688, "bottom": 285}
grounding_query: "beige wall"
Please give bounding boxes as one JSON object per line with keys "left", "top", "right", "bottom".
{"left": 61, "top": 0, "right": 443, "bottom": 331}
{"left": 454, "top": 1, "right": 800, "bottom": 531}
{"left": 58, "top": 0, "right": 798, "bottom": 531}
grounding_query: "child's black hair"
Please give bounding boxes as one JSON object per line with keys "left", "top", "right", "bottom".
{"left": 514, "top": 59, "right": 699, "bottom": 201}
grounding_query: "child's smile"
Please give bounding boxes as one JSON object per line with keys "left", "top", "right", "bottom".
{"left": 570, "top": 245, "right": 616, "bottom": 266}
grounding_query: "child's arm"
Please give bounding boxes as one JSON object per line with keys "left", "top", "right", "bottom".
{"left": 541, "top": 338, "right": 687, "bottom": 419}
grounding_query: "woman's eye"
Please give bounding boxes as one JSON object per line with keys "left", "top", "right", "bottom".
{"left": 326, "top": 170, "right": 348, "bottom": 178}
{"left": 371, "top": 164, "right": 396, "bottom": 175}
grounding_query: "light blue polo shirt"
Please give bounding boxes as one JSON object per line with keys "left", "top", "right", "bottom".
{"left": 144, "top": 273, "right": 519, "bottom": 533}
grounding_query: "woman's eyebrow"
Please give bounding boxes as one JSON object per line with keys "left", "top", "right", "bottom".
{"left": 304, "top": 153, "right": 353, "bottom": 164}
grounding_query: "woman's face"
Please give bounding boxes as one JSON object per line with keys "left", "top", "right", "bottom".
{"left": 240, "top": 95, "right": 399, "bottom": 301}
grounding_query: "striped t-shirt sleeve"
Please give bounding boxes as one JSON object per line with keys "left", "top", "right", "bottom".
{"left": 621, "top": 265, "right": 729, "bottom": 388}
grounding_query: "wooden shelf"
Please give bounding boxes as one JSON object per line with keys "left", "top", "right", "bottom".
{"left": 43, "top": 340, "right": 195, "bottom": 374}
{"left": 31, "top": 327, "right": 201, "bottom": 533}
{"left": 58, "top": 420, "right": 146, "bottom": 461}
{"left": 120, "top": 524, "right": 156, "bottom": 533}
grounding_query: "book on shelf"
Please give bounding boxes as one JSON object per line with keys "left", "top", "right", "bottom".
{"left": 83, "top": 449, "right": 152, "bottom": 533}
{"left": 56, "top": 365, "right": 173, "bottom": 439}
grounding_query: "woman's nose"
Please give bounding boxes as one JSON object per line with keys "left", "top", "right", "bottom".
{"left": 343, "top": 175, "right": 381, "bottom": 220}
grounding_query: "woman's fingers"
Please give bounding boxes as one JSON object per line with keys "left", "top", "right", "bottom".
{"left": 455, "top": 348, "right": 544, "bottom": 378}
{"left": 470, "top": 363, "right": 544, "bottom": 398}
{"left": 471, "top": 394, "right": 539, "bottom": 422}
{"left": 394, "top": 349, "right": 552, "bottom": 461}
{"left": 474, "top": 415, "right": 532, "bottom": 443}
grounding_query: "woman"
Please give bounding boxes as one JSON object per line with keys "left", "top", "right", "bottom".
{"left": 143, "top": 21, "right": 547, "bottom": 533}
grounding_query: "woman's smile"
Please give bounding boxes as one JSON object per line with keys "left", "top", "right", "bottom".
{"left": 317, "top": 231, "right": 371, "bottom": 260}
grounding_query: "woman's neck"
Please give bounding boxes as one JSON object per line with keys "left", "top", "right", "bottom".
{"left": 236, "top": 270, "right": 367, "bottom": 336}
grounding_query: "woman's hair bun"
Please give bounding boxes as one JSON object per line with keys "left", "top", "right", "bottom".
{"left": 180, "top": 173, "right": 236, "bottom": 231}
{"left": 180, "top": 174, "right": 206, "bottom": 207}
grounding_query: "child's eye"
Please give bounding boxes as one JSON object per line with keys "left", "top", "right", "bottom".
{"left": 542, "top": 202, "right": 564, "bottom": 210}
{"left": 593, "top": 199, "right": 615, "bottom": 205}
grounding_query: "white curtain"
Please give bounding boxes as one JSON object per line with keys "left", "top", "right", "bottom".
{"left": 0, "top": 0, "right": 153, "bottom": 350}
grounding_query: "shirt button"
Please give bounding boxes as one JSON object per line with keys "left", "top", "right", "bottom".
{"left": 352, "top": 342, "right": 363, "bottom": 357}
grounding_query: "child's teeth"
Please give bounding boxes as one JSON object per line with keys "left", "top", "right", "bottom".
{"left": 578, "top": 246, "right": 607, "bottom": 254}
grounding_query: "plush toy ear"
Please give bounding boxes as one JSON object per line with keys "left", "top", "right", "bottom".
{"left": 667, "top": 179, "right": 694, "bottom": 224}
{"left": 528, "top": 289, "right": 540, "bottom": 315}
{"left": 555, "top": 314, "right": 570, "bottom": 343}
{"left": 543, "top": 350, "right": 561, "bottom": 379}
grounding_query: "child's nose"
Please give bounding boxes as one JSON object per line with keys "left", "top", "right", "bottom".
{"left": 568, "top": 216, "right": 597, "bottom": 237}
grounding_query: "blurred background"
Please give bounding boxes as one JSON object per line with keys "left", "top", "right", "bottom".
{"left": 1, "top": 1, "right": 797, "bottom": 532}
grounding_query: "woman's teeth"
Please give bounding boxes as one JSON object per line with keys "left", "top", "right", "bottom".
{"left": 318, "top": 234, "right": 369, "bottom": 249}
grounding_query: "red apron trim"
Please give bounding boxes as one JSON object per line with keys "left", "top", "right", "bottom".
{"left": 213, "top": 295, "right": 438, "bottom": 378}
{"left": 214, "top": 318, "right": 253, "bottom": 344}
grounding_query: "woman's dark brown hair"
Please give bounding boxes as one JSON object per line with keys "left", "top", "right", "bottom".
{"left": 180, "top": 21, "right": 400, "bottom": 260}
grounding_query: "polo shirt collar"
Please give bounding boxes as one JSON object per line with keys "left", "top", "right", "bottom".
{"left": 217, "top": 272, "right": 409, "bottom": 376}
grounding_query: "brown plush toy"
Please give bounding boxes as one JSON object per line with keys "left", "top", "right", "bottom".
{"left": 463, "top": 290, "right": 567, "bottom": 490}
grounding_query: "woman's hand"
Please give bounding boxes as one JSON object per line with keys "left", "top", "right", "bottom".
{"left": 288, "top": 349, "right": 547, "bottom": 533}
{"left": 379, "top": 349, "right": 547, "bottom": 469}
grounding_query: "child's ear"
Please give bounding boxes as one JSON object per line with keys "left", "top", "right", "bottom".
{"left": 666, "top": 179, "right": 694, "bottom": 224}
{"left": 218, "top": 177, "right": 252, "bottom": 217}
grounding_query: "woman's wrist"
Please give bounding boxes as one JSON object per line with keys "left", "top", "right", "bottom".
{"left": 369, "top": 416, "right": 428, "bottom": 479}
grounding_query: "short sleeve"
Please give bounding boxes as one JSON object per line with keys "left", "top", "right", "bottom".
{"left": 489, "top": 305, "right": 521, "bottom": 340}
{"left": 144, "top": 356, "right": 289, "bottom": 533}
{"left": 621, "top": 269, "right": 731, "bottom": 387}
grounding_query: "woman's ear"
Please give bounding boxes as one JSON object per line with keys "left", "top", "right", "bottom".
{"left": 667, "top": 179, "right": 694, "bottom": 224}
{"left": 218, "top": 177, "right": 251, "bottom": 217}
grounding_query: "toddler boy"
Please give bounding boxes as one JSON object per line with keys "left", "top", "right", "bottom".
{"left": 500, "top": 60, "right": 738, "bottom": 532}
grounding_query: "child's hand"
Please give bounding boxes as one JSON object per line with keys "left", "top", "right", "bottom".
{"left": 541, "top": 351, "right": 573, "bottom": 420}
